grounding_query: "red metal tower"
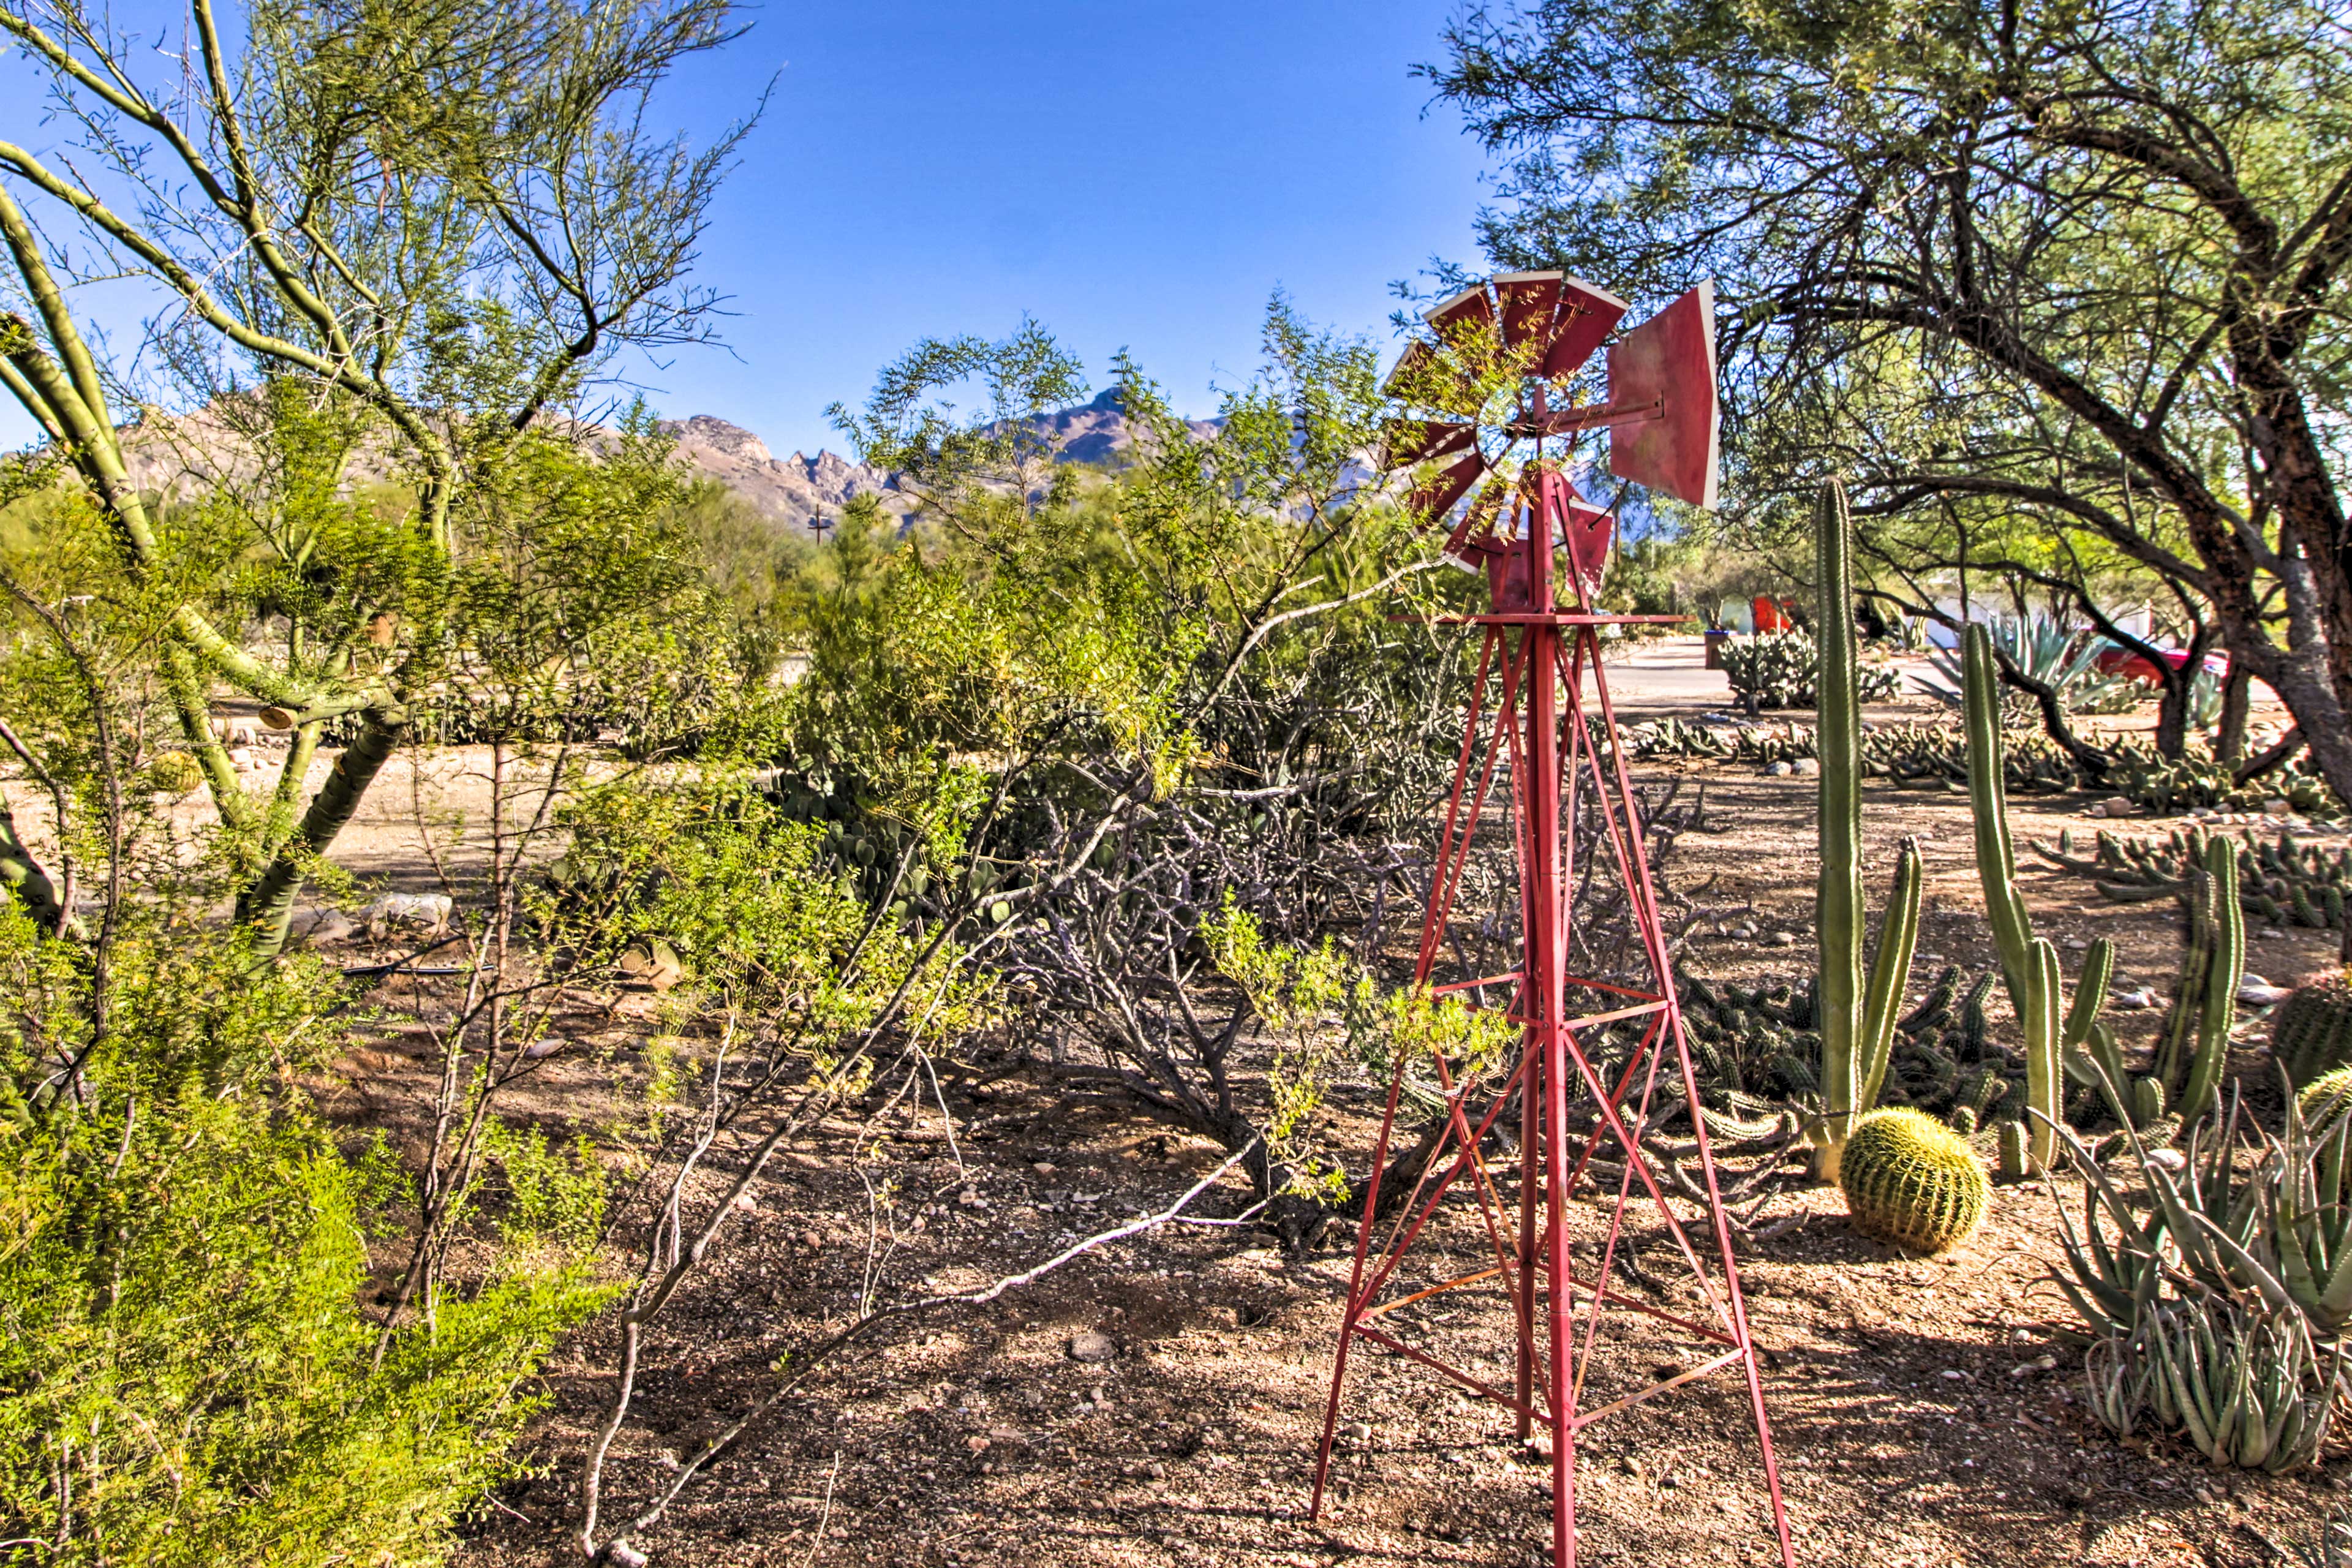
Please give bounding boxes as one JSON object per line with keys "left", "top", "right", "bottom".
{"left": 1308, "top": 274, "right": 1795, "bottom": 1567}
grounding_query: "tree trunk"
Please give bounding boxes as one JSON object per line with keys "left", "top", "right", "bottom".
{"left": 2216, "top": 665, "right": 2252, "bottom": 764}
{"left": 236, "top": 707, "right": 408, "bottom": 956}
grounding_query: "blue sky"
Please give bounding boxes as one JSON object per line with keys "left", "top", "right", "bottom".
{"left": 1, "top": 0, "right": 1496, "bottom": 458}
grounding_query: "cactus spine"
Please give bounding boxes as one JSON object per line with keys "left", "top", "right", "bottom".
{"left": 1815, "top": 480, "right": 1865, "bottom": 1179}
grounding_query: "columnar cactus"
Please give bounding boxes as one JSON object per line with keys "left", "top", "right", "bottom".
{"left": 1815, "top": 480, "right": 1863, "bottom": 1177}
{"left": 1964, "top": 622, "right": 2035, "bottom": 1022}
{"left": 1839, "top": 1107, "right": 1991, "bottom": 1254}
{"left": 1812, "top": 481, "right": 1921, "bottom": 1182}
{"left": 2154, "top": 836, "right": 2244, "bottom": 1125}
{"left": 2024, "top": 937, "right": 2063, "bottom": 1172}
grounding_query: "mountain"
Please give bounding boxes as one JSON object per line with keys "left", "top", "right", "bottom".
{"left": 655, "top": 414, "right": 907, "bottom": 532}
{"left": 94, "top": 390, "right": 1219, "bottom": 533}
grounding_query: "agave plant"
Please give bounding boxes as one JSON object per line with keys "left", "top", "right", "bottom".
{"left": 1917, "top": 614, "right": 2141, "bottom": 716}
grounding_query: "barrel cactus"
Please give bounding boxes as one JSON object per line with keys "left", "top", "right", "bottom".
{"left": 1839, "top": 1107, "right": 1992, "bottom": 1254}
{"left": 2273, "top": 974, "right": 2352, "bottom": 1089}
{"left": 144, "top": 750, "right": 203, "bottom": 796}
{"left": 2296, "top": 1063, "right": 2352, "bottom": 1128}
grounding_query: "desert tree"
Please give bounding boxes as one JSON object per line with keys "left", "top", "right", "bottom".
{"left": 1430, "top": 0, "right": 2352, "bottom": 788}
{"left": 0, "top": 0, "right": 758, "bottom": 949}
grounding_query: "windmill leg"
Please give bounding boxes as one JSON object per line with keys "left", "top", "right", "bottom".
{"left": 1545, "top": 1017, "right": 1578, "bottom": 1568}
{"left": 1515, "top": 1040, "right": 1539, "bottom": 1444}
{"left": 1310, "top": 1058, "right": 1408, "bottom": 1520}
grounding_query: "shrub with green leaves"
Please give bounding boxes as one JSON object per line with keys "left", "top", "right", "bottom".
{"left": 0, "top": 910, "right": 611, "bottom": 1563}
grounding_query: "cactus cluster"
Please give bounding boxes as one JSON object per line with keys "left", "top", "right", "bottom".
{"left": 1718, "top": 629, "right": 1904, "bottom": 713}
{"left": 2041, "top": 824, "right": 2352, "bottom": 932}
{"left": 1838, "top": 1107, "right": 1991, "bottom": 1254}
{"left": 2107, "top": 744, "right": 2339, "bottom": 818}
{"left": 2274, "top": 975, "right": 2352, "bottom": 1090}
{"left": 1616, "top": 715, "right": 2081, "bottom": 793}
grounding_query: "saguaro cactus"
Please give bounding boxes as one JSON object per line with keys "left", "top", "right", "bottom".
{"left": 1812, "top": 482, "right": 1922, "bottom": 1181}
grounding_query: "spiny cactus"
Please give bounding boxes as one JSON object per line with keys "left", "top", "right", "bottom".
{"left": 1839, "top": 1107, "right": 1991, "bottom": 1254}
{"left": 1812, "top": 483, "right": 1923, "bottom": 1180}
{"left": 1997, "top": 1118, "right": 2030, "bottom": 1181}
{"left": 2040, "top": 823, "right": 2352, "bottom": 932}
{"left": 143, "top": 750, "right": 204, "bottom": 796}
{"left": 2295, "top": 1063, "right": 2352, "bottom": 1128}
{"left": 2153, "top": 836, "right": 2245, "bottom": 1125}
{"left": 2274, "top": 974, "right": 2352, "bottom": 1090}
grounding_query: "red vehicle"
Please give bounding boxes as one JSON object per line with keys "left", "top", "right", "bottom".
{"left": 2090, "top": 641, "right": 2229, "bottom": 685}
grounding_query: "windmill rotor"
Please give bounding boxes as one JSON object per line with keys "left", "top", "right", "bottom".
{"left": 1381, "top": 271, "right": 1719, "bottom": 594}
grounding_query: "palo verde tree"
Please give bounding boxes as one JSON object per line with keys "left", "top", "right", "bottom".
{"left": 0, "top": 0, "right": 758, "bottom": 950}
{"left": 1430, "top": 0, "right": 2352, "bottom": 791}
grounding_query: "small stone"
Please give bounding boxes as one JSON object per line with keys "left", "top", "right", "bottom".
{"left": 2063, "top": 937, "right": 2090, "bottom": 951}
{"left": 2239, "top": 979, "right": 2293, "bottom": 1006}
{"left": 1031, "top": 1161, "right": 1058, "bottom": 1177}
{"left": 2260, "top": 927, "right": 2288, "bottom": 940}
{"left": 606, "top": 1544, "right": 650, "bottom": 1568}
{"left": 2145, "top": 1148, "right": 2188, "bottom": 1172}
{"left": 1940, "top": 1368, "right": 1967, "bottom": 1381}
{"left": 2267, "top": 799, "right": 2295, "bottom": 818}
{"left": 1763, "top": 930, "right": 1795, "bottom": 947}
{"left": 1145, "top": 1461, "right": 1167, "bottom": 1480}
{"left": 965, "top": 1435, "right": 990, "bottom": 1453}
{"left": 1068, "top": 1330, "right": 1117, "bottom": 1363}
{"left": 2112, "top": 987, "right": 2158, "bottom": 1011}
{"left": 2098, "top": 796, "right": 2138, "bottom": 818}
{"left": 1790, "top": 758, "right": 1820, "bottom": 777}
{"left": 1344, "top": 1421, "right": 1372, "bottom": 1443}
{"left": 1765, "top": 761, "right": 1793, "bottom": 777}
{"left": 731, "top": 1190, "right": 758, "bottom": 1212}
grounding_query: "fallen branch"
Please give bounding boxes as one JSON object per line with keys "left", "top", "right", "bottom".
{"left": 585, "top": 1140, "right": 1262, "bottom": 1564}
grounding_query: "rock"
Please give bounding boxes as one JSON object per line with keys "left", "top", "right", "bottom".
{"left": 2145, "top": 1148, "right": 2188, "bottom": 1172}
{"left": 606, "top": 1544, "right": 649, "bottom": 1568}
{"left": 965, "top": 1435, "right": 990, "bottom": 1453}
{"left": 366, "top": 891, "right": 452, "bottom": 932}
{"left": 288, "top": 907, "right": 356, "bottom": 946}
{"left": 2267, "top": 799, "right": 2296, "bottom": 818}
{"left": 1067, "top": 1330, "right": 1118, "bottom": 1363}
{"left": 1790, "top": 758, "right": 1820, "bottom": 777}
{"left": 1031, "top": 1161, "right": 1058, "bottom": 1177}
{"left": 2111, "top": 987, "right": 2158, "bottom": 1011}
{"left": 227, "top": 745, "right": 258, "bottom": 773}
{"left": 1763, "top": 930, "right": 1795, "bottom": 947}
{"left": 2098, "top": 796, "right": 2138, "bottom": 818}
{"left": 1764, "top": 761, "right": 1793, "bottom": 777}
{"left": 1344, "top": 1421, "right": 1372, "bottom": 1444}
{"left": 619, "top": 938, "right": 686, "bottom": 991}
{"left": 2063, "top": 937, "right": 2090, "bottom": 951}
{"left": 2238, "top": 978, "right": 2294, "bottom": 1006}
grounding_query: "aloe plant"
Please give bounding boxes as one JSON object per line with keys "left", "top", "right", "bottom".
{"left": 2048, "top": 1091, "right": 2352, "bottom": 1471}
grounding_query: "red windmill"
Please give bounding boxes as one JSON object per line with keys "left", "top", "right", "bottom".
{"left": 1308, "top": 273, "right": 1795, "bottom": 1567}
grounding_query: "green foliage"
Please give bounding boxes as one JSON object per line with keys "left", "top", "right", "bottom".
{"left": 2053, "top": 1099, "right": 2349, "bottom": 1471}
{"left": 0, "top": 908, "right": 608, "bottom": 1562}
{"left": 1719, "top": 630, "right": 1901, "bottom": 713}
{"left": 1838, "top": 1107, "right": 1990, "bottom": 1254}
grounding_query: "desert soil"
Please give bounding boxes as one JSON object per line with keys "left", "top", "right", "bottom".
{"left": 140, "top": 641, "right": 2352, "bottom": 1567}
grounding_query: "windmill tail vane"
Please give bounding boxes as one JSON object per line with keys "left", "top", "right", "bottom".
{"left": 1310, "top": 270, "right": 1794, "bottom": 1568}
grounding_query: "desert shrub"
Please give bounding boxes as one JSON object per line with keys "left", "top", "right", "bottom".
{"left": 0, "top": 908, "right": 611, "bottom": 1563}
{"left": 1720, "top": 630, "right": 1901, "bottom": 711}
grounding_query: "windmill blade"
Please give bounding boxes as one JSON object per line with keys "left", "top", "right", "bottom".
{"left": 1404, "top": 451, "right": 1486, "bottom": 527}
{"left": 1425, "top": 284, "right": 1496, "bottom": 345}
{"left": 1442, "top": 470, "right": 1514, "bottom": 560}
{"left": 1381, "top": 339, "right": 1437, "bottom": 399}
{"left": 1381, "top": 418, "right": 1476, "bottom": 470}
{"left": 1539, "top": 276, "right": 1632, "bottom": 380}
{"left": 1607, "top": 281, "right": 1720, "bottom": 510}
{"left": 1494, "top": 271, "right": 1562, "bottom": 353}
{"left": 1563, "top": 495, "right": 1615, "bottom": 590}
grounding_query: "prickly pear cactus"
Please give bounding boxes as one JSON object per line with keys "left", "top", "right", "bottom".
{"left": 1839, "top": 1107, "right": 1992, "bottom": 1254}
{"left": 2273, "top": 974, "right": 2352, "bottom": 1089}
